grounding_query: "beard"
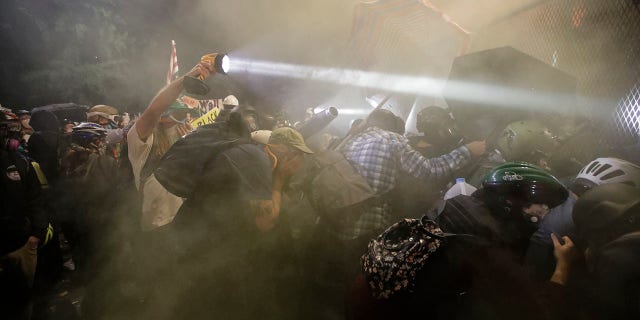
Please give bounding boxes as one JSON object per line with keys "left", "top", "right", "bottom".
{"left": 153, "top": 123, "right": 192, "bottom": 158}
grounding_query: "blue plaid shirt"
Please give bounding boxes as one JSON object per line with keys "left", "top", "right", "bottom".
{"left": 341, "top": 127, "right": 472, "bottom": 195}
{"left": 332, "top": 127, "right": 472, "bottom": 240}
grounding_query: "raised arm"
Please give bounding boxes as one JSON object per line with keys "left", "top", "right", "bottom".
{"left": 135, "top": 61, "right": 215, "bottom": 141}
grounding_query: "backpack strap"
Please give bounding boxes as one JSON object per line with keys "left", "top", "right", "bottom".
{"left": 139, "top": 141, "right": 160, "bottom": 187}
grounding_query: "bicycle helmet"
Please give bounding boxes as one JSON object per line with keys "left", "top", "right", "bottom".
{"left": 482, "top": 162, "right": 568, "bottom": 213}
{"left": 496, "top": 120, "right": 556, "bottom": 162}
{"left": 572, "top": 158, "right": 640, "bottom": 196}
{"left": 72, "top": 122, "right": 107, "bottom": 146}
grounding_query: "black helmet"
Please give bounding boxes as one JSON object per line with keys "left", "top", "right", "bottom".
{"left": 482, "top": 162, "right": 568, "bottom": 213}
{"left": 573, "top": 183, "right": 640, "bottom": 249}
{"left": 416, "top": 106, "right": 461, "bottom": 147}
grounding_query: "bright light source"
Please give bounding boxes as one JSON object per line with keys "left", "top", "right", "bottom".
{"left": 221, "top": 55, "right": 231, "bottom": 74}
{"left": 214, "top": 54, "right": 230, "bottom": 74}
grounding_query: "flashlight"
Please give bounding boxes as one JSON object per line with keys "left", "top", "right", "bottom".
{"left": 199, "top": 53, "right": 230, "bottom": 76}
{"left": 183, "top": 53, "right": 230, "bottom": 95}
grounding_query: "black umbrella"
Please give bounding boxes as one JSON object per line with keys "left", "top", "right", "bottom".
{"left": 31, "top": 103, "right": 89, "bottom": 124}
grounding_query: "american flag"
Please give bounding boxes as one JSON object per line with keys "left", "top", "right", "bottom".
{"left": 166, "top": 40, "right": 179, "bottom": 84}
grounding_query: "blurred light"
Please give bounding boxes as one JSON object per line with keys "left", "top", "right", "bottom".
{"left": 338, "top": 108, "right": 371, "bottom": 115}
{"left": 226, "top": 57, "right": 611, "bottom": 117}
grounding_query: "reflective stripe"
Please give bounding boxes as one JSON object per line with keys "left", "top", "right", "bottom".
{"left": 30, "top": 161, "right": 49, "bottom": 188}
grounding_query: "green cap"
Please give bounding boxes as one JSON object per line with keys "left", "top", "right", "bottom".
{"left": 269, "top": 127, "right": 314, "bottom": 154}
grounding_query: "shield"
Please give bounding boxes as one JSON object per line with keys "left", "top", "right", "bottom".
{"left": 444, "top": 46, "right": 577, "bottom": 141}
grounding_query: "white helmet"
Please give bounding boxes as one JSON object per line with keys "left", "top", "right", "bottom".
{"left": 573, "top": 158, "right": 640, "bottom": 194}
{"left": 223, "top": 95, "right": 239, "bottom": 107}
{"left": 250, "top": 130, "right": 272, "bottom": 145}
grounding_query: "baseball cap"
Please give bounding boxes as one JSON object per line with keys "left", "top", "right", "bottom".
{"left": 268, "top": 127, "right": 314, "bottom": 154}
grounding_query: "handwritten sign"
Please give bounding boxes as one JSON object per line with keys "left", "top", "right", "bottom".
{"left": 191, "top": 107, "right": 221, "bottom": 128}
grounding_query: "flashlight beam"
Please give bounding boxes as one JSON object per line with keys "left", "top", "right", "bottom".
{"left": 228, "top": 57, "right": 615, "bottom": 118}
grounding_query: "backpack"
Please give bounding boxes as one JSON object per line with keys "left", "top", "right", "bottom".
{"left": 303, "top": 149, "right": 376, "bottom": 218}
{"left": 153, "top": 121, "right": 252, "bottom": 198}
{"left": 361, "top": 217, "right": 446, "bottom": 299}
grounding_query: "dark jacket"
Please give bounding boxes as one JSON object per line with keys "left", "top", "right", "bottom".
{"left": 435, "top": 191, "right": 536, "bottom": 259}
{"left": 0, "top": 149, "right": 47, "bottom": 256}
{"left": 348, "top": 235, "right": 571, "bottom": 320}
{"left": 28, "top": 110, "right": 61, "bottom": 184}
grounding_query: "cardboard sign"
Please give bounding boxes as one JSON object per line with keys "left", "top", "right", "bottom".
{"left": 191, "top": 107, "right": 221, "bottom": 128}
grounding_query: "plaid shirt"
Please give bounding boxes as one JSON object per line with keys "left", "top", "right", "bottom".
{"left": 335, "top": 127, "right": 472, "bottom": 240}
{"left": 341, "top": 127, "right": 471, "bottom": 195}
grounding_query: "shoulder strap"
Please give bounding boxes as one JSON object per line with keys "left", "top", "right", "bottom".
{"left": 139, "top": 141, "right": 160, "bottom": 185}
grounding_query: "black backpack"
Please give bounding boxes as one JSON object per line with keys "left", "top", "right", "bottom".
{"left": 153, "top": 121, "right": 252, "bottom": 198}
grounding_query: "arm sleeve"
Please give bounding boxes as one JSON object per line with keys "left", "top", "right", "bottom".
{"left": 397, "top": 140, "right": 472, "bottom": 181}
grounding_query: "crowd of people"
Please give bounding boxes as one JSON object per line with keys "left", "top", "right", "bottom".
{"left": 1, "top": 59, "right": 639, "bottom": 320}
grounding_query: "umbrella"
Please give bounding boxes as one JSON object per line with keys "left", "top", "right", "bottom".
{"left": 31, "top": 103, "right": 89, "bottom": 123}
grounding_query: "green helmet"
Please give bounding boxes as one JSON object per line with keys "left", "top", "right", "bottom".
{"left": 573, "top": 183, "right": 640, "bottom": 249}
{"left": 482, "top": 162, "right": 568, "bottom": 211}
{"left": 497, "top": 120, "right": 556, "bottom": 162}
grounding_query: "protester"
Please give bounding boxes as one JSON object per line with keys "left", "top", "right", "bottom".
{"left": 526, "top": 157, "right": 640, "bottom": 280}
{"left": 394, "top": 106, "right": 465, "bottom": 219}
{"left": 337, "top": 108, "right": 486, "bottom": 242}
{"left": 349, "top": 215, "right": 578, "bottom": 320}
{"left": 87, "top": 104, "right": 124, "bottom": 146}
{"left": 436, "top": 162, "right": 568, "bottom": 258}
{"left": 28, "top": 110, "right": 63, "bottom": 184}
{"left": 0, "top": 108, "right": 49, "bottom": 319}
{"left": 570, "top": 183, "right": 640, "bottom": 320}
{"left": 409, "top": 106, "right": 463, "bottom": 158}
{"left": 127, "top": 60, "right": 213, "bottom": 230}
{"left": 163, "top": 126, "right": 312, "bottom": 319}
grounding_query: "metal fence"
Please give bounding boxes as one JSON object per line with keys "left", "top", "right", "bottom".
{"left": 470, "top": 0, "right": 640, "bottom": 163}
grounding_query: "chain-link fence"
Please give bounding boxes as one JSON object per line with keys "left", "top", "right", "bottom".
{"left": 470, "top": 0, "right": 640, "bottom": 164}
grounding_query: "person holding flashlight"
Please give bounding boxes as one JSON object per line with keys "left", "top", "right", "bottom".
{"left": 127, "top": 59, "right": 215, "bottom": 231}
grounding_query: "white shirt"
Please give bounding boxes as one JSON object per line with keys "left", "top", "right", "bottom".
{"left": 127, "top": 123, "right": 183, "bottom": 231}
